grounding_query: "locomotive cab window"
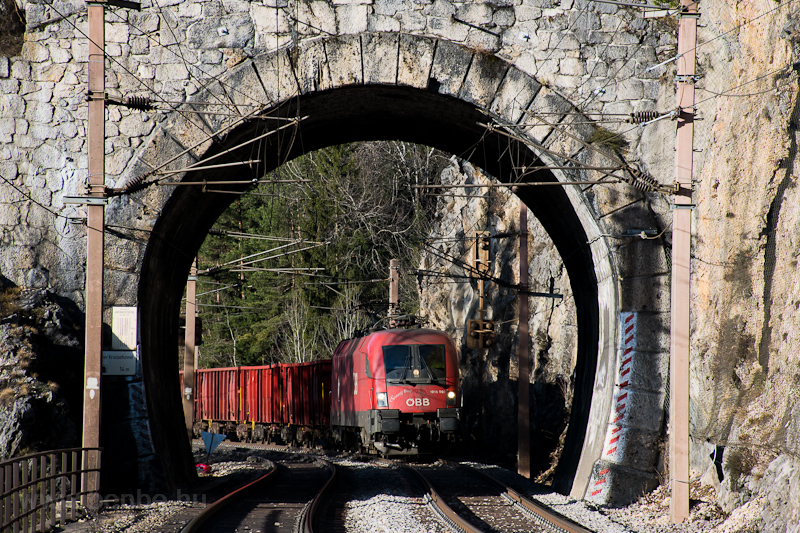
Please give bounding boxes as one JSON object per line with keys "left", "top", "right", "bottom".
{"left": 383, "top": 344, "right": 446, "bottom": 383}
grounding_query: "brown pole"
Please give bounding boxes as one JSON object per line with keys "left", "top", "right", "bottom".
{"left": 82, "top": 1, "right": 105, "bottom": 512}
{"left": 518, "top": 201, "right": 530, "bottom": 477}
{"left": 183, "top": 259, "right": 198, "bottom": 439}
{"left": 670, "top": 0, "right": 697, "bottom": 523}
{"left": 388, "top": 258, "right": 399, "bottom": 327}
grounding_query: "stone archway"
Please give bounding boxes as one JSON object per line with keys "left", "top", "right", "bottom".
{"left": 105, "top": 33, "right": 665, "bottom": 500}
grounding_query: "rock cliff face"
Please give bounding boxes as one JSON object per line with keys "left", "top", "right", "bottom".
{"left": 0, "top": 278, "right": 81, "bottom": 458}
{"left": 682, "top": 2, "right": 800, "bottom": 522}
{"left": 419, "top": 158, "right": 577, "bottom": 477}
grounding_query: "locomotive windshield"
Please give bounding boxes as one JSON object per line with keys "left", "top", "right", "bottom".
{"left": 383, "top": 344, "right": 447, "bottom": 383}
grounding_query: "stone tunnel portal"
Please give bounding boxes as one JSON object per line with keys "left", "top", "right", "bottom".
{"left": 134, "top": 83, "right": 610, "bottom": 496}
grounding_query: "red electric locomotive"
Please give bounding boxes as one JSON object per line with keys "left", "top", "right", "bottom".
{"left": 330, "top": 328, "right": 461, "bottom": 455}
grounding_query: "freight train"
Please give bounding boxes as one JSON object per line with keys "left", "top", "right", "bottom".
{"left": 190, "top": 328, "right": 462, "bottom": 455}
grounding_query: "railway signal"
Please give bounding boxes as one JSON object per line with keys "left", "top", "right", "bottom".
{"left": 466, "top": 319, "right": 496, "bottom": 349}
{"left": 468, "top": 232, "right": 494, "bottom": 349}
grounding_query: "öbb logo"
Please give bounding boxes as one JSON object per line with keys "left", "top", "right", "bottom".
{"left": 406, "top": 398, "right": 430, "bottom": 407}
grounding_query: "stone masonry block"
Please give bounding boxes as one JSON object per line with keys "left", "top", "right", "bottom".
{"left": 623, "top": 348, "right": 669, "bottom": 394}
{"left": 0, "top": 204, "right": 20, "bottom": 226}
{"left": 374, "top": 0, "right": 403, "bottom": 16}
{"left": 187, "top": 15, "right": 254, "bottom": 50}
{"left": 154, "top": 63, "right": 189, "bottom": 83}
{"left": 493, "top": 8, "right": 516, "bottom": 27}
{"left": 489, "top": 66, "right": 541, "bottom": 124}
{"left": 181, "top": 80, "right": 239, "bottom": 134}
{"left": 429, "top": 40, "right": 473, "bottom": 96}
{"left": 463, "top": 29, "right": 501, "bottom": 53}
{"left": 585, "top": 460, "right": 659, "bottom": 506}
{"left": 455, "top": 3, "right": 493, "bottom": 25}
{"left": 336, "top": 5, "right": 370, "bottom": 34}
{"left": 399, "top": 9, "right": 427, "bottom": 32}
{"left": 2, "top": 94, "right": 26, "bottom": 118}
{"left": 294, "top": 1, "right": 337, "bottom": 36}
{"left": 460, "top": 52, "right": 508, "bottom": 108}
{"left": 362, "top": 33, "right": 399, "bottom": 85}
{"left": 292, "top": 38, "right": 332, "bottom": 94}
{"left": 21, "top": 42, "right": 49, "bottom": 63}
{"left": 616, "top": 78, "right": 643, "bottom": 101}
{"left": 221, "top": 60, "right": 272, "bottom": 111}
{"left": 600, "top": 425, "right": 662, "bottom": 471}
{"left": 367, "top": 14, "right": 402, "bottom": 32}
{"left": 251, "top": 5, "right": 291, "bottom": 34}
{"left": 619, "top": 275, "right": 670, "bottom": 314}
{"left": 137, "top": 126, "right": 205, "bottom": 179}
{"left": 613, "top": 388, "right": 664, "bottom": 433}
{"left": 252, "top": 48, "right": 301, "bottom": 104}
{"left": 324, "top": 35, "right": 363, "bottom": 89}
{"left": 397, "top": 34, "right": 436, "bottom": 89}
{"left": 521, "top": 87, "right": 572, "bottom": 144}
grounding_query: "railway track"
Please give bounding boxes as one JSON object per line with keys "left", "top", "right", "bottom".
{"left": 402, "top": 461, "right": 595, "bottom": 533}
{"left": 180, "top": 457, "right": 336, "bottom": 533}
{"left": 173, "top": 443, "right": 593, "bottom": 533}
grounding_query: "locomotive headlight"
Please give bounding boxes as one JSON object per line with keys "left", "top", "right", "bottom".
{"left": 376, "top": 392, "right": 388, "bottom": 407}
{"left": 446, "top": 390, "right": 456, "bottom": 406}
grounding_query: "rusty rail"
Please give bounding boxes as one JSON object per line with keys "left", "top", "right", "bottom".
{"left": 1, "top": 447, "right": 101, "bottom": 533}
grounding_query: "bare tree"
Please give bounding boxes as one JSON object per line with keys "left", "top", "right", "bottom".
{"left": 281, "top": 292, "right": 319, "bottom": 363}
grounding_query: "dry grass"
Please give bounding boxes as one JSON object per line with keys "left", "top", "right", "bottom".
{"left": 726, "top": 447, "right": 759, "bottom": 488}
{"left": 589, "top": 127, "right": 629, "bottom": 154}
{"left": 0, "top": 387, "right": 16, "bottom": 406}
{"left": 0, "top": 286, "right": 23, "bottom": 318}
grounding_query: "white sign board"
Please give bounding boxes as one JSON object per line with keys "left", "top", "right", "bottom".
{"left": 102, "top": 350, "right": 138, "bottom": 375}
{"left": 111, "top": 307, "right": 137, "bottom": 350}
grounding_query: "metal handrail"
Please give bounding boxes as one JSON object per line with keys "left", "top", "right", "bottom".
{"left": 1, "top": 447, "right": 101, "bottom": 533}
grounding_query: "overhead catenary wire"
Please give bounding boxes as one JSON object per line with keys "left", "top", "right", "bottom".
{"left": 200, "top": 242, "right": 329, "bottom": 275}
{"left": 414, "top": 180, "right": 623, "bottom": 188}
{"left": 118, "top": 117, "right": 307, "bottom": 194}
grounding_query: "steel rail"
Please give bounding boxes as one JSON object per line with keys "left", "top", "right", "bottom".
{"left": 179, "top": 466, "right": 278, "bottom": 533}
{"left": 465, "top": 466, "right": 595, "bottom": 533}
{"left": 401, "top": 464, "right": 483, "bottom": 533}
{"left": 299, "top": 459, "right": 338, "bottom": 533}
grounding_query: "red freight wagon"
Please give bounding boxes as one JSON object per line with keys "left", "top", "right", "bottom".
{"left": 194, "top": 367, "right": 240, "bottom": 423}
{"left": 280, "top": 360, "right": 332, "bottom": 427}
{"left": 239, "top": 365, "right": 281, "bottom": 424}
{"left": 190, "top": 359, "right": 332, "bottom": 446}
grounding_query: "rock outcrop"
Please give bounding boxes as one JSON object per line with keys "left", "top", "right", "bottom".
{"left": 419, "top": 158, "right": 577, "bottom": 478}
{"left": 0, "top": 277, "right": 81, "bottom": 458}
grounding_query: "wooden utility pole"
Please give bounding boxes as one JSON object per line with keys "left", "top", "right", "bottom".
{"left": 670, "top": 0, "right": 697, "bottom": 523}
{"left": 82, "top": 1, "right": 106, "bottom": 512}
{"left": 183, "top": 259, "right": 198, "bottom": 439}
{"left": 518, "top": 202, "right": 530, "bottom": 477}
